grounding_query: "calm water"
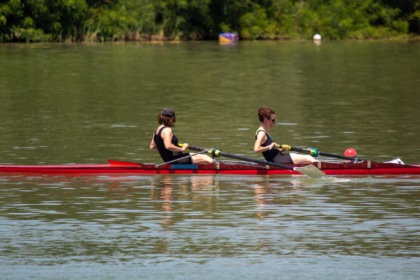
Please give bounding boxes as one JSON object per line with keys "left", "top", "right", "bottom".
{"left": 0, "top": 41, "right": 419, "bottom": 279}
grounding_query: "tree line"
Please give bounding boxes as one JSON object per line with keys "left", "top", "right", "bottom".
{"left": 1, "top": 0, "right": 419, "bottom": 42}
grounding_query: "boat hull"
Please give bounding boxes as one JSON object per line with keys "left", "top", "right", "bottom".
{"left": 0, "top": 160, "right": 419, "bottom": 176}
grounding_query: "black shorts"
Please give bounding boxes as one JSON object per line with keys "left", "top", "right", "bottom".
{"left": 167, "top": 154, "right": 192, "bottom": 164}
{"left": 272, "top": 153, "right": 293, "bottom": 164}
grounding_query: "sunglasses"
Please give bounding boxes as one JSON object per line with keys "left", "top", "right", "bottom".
{"left": 269, "top": 118, "right": 276, "bottom": 123}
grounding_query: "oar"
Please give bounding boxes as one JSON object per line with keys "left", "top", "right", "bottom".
{"left": 155, "top": 149, "right": 210, "bottom": 167}
{"left": 281, "top": 145, "right": 361, "bottom": 161}
{"left": 181, "top": 144, "right": 326, "bottom": 179}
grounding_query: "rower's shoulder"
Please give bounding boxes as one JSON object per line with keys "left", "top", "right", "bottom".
{"left": 255, "top": 128, "right": 266, "bottom": 136}
{"left": 156, "top": 125, "right": 172, "bottom": 134}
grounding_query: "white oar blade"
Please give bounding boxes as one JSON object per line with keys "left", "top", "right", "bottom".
{"left": 294, "top": 164, "right": 326, "bottom": 179}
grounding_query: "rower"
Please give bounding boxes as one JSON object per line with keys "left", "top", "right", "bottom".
{"left": 150, "top": 107, "right": 215, "bottom": 164}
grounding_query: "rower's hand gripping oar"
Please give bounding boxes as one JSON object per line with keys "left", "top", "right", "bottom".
{"left": 180, "top": 144, "right": 326, "bottom": 179}
{"left": 280, "top": 145, "right": 361, "bottom": 162}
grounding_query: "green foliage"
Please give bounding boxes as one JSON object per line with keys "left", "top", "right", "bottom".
{"left": 10, "top": 27, "right": 50, "bottom": 42}
{"left": 0, "top": 0, "right": 418, "bottom": 42}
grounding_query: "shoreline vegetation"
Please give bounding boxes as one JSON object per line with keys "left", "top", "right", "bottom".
{"left": 1, "top": 0, "right": 419, "bottom": 43}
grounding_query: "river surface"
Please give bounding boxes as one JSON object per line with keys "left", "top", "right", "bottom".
{"left": 0, "top": 41, "right": 419, "bottom": 279}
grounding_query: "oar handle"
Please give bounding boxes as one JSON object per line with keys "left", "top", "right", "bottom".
{"left": 182, "top": 144, "right": 295, "bottom": 171}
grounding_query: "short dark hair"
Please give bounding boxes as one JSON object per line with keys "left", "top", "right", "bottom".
{"left": 158, "top": 111, "right": 176, "bottom": 127}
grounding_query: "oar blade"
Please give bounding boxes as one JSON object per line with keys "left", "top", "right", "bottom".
{"left": 294, "top": 164, "right": 326, "bottom": 179}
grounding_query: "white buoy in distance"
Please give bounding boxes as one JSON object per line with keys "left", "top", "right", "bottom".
{"left": 313, "top": 34, "right": 322, "bottom": 41}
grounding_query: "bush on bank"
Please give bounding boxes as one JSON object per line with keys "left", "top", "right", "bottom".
{"left": 0, "top": 0, "right": 419, "bottom": 42}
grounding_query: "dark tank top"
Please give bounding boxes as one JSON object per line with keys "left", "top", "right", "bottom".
{"left": 154, "top": 127, "right": 191, "bottom": 163}
{"left": 256, "top": 129, "right": 292, "bottom": 164}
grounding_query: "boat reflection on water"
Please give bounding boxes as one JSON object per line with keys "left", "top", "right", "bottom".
{"left": 0, "top": 174, "right": 216, "bottom": 223}
{"left": 252, "top": 178, "right": 305, "bottom": 220}
{"left": 0, "top": 173, "right": 345, "bottom": 228}
{"left": 253, "top": 182, "right": 273, "bottom": 220}
{"left": 150, "top": 175, "right": 217, "bottom": 227}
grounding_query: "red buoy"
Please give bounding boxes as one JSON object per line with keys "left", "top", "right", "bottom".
{"left": 344, "top": 148, "right": 357, "bottom": 157}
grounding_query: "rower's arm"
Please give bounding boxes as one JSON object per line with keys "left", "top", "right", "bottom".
{"left": 149, "top": 135, "right": 157, "bottom": 151}
{"left": 254, "top": 131, "right": 277, "bottom": 152}
{"left": 162, "top": 128, "right": 187, "bottom": 152}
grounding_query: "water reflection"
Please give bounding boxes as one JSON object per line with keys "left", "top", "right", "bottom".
{"left": 0, "top": 174, "right": 419, "bottom": 279}
{"left": 253, "top": 178, "right": 303, "bottom": 219}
